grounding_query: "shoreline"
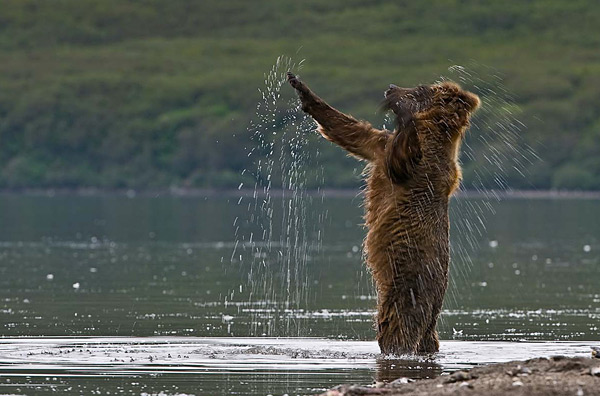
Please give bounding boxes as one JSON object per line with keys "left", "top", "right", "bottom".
{"left": 320, "top": 356, "right": 600, "bottom": 396}
{"left": 1, "top": 187, "right": 600, "bottom": 199}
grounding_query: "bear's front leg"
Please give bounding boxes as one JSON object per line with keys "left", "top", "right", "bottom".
{"left": 287, "top": 72, "right": 388, "bottom": 161}
{"left": 286, "top": 72, "right": 323, "bottom": 113}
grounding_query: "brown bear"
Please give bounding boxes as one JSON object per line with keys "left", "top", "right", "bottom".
{"left": 287, "top": 72, "right": 480, "bottom": 354}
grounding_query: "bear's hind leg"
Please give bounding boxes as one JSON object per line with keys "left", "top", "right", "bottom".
{"left": 417, "top": 304, "right": 442, "bottom": 353}
{"left": 417, "top": 325, "right": 440, "bottom": 353}
{"left": 376, "top": 294, "right": 431, "bottom": 355}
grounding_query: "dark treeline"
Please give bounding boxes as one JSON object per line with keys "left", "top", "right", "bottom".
{"left": 0, "top": 0, "right": 599, "bottom": 190}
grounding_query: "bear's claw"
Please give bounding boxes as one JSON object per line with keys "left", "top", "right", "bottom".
{"left": 287, "top": 72, "right": 303, "bottom": 90}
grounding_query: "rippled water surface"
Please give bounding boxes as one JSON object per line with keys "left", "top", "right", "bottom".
{"left": 0, "top": 195, "right": 599, "bottom": 395}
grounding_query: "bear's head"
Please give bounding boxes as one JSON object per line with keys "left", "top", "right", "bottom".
{"left": 382, "top": 81, "right": 480, "bottom": 185}
{"left": 383, "top": 81, "right": 480, "bottom": 131}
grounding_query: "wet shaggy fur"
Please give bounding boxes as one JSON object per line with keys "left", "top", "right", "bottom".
{"left": 288, "top": 72, "right": 480, "bottom": 354}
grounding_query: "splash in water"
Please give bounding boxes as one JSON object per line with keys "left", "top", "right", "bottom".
{"left": 442, "top": 62, "right": 540, "bottom": 312}
{"left": 230, "top": 56, "right": 326, "bottom": 337}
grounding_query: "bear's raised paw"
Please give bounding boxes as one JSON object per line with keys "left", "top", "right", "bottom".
{"left": 287, "top": 72, "right": 305, "bottom": 92}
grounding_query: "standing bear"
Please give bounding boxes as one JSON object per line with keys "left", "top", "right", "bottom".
{"left": 287, "top": 72, "right": 480, "bottom": 354}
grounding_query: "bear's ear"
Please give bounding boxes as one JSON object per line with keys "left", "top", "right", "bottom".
{"left": 458, "top": 90, "right": 481, "bottom": 114}
{"left": 435, "top": 82, "right": 481, "bottom": 115}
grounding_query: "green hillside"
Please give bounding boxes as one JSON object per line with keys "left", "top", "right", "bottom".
{"left": 1, "top": 0, "right": 599, "bottom": 190}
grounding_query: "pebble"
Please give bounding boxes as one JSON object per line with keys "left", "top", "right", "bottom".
{"left": 518, "top": 365, "right": 532, "bottom": 376}
{"left": 590, "top": 367, "right": 600, "bottom": 377}
{"left": 507, "top": 365, "right": 532, "bottom": 376}
{"left": 445, "top": 370, "right": 471, "bottom": 383}
{"left": 389, "top": 377, "right": 414, "bottom": 387}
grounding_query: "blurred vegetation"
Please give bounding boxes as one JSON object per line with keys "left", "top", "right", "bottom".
{"left": 0, "top": 0, "right": 599, "bottom": 190}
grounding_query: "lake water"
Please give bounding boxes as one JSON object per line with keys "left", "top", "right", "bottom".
{"left": 0, "top": 194, "right": 599, "bottom": 395}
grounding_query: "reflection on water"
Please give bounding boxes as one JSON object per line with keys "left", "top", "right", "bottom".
{"left": 376, "top": 358, "right": 442, "bottom": 382}
{"left": 0, "top": 195, "right": 599, "bottom": 394}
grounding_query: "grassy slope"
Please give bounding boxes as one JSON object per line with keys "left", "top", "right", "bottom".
{"left": 0, "top": 0, "right": 599, "bottom": 189}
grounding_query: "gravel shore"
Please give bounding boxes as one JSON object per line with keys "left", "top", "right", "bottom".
{"left": 320, "top": 356, "right": 600, "bottom": 396}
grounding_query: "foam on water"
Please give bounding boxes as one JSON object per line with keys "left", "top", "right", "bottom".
{"left": 0, "top": 337, "right": 593, "bottom": 395}
{"left": 0, "top": 337, "right": 592, "bottom": 375}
